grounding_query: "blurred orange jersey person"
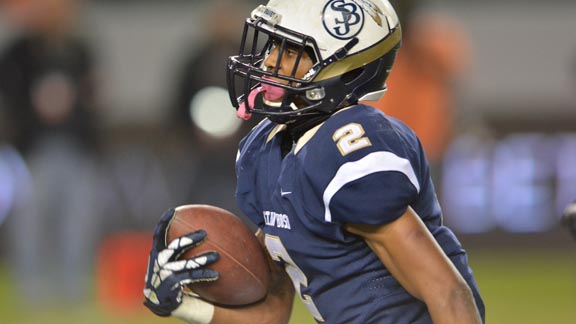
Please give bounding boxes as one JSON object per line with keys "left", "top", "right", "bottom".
{"left": 371, "top": 13, "right": 472, "bottom": 163}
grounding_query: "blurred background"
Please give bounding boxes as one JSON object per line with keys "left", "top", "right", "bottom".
{"left": 0, "top": 0, "right": 574, "bottom": 323}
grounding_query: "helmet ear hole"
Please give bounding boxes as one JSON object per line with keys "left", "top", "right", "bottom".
{"left": 341, "top": 67, "right": 363, "bottom": 85}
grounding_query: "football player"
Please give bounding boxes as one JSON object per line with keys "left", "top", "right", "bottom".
{"left": 144, "top": 0, "right": 485, "bottom": 323}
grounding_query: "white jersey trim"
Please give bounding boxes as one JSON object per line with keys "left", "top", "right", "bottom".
{"left": 323, "top": 151, "right": 420, "bottom": 223}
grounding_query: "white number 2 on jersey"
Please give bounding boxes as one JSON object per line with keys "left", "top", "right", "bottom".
{"left": 333, "top": 123, "right": 372, "bottom": 156}
{"left": 265, "top": 234, "right": 325, "bottom": 322}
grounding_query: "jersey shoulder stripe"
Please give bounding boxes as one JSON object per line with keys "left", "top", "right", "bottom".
{"left": 323, "top": 151, "right": 421, "bottom": 222}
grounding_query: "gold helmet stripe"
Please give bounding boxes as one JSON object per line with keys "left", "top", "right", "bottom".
{"left": 314, "top": 26, "right": 401, "bottom": 82}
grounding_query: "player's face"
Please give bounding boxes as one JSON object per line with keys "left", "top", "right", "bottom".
{"left": 262, "top": 41, "right": 314, "bottom": 91}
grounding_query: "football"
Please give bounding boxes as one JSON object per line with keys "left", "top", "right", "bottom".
{"left": 167, "top": 204, "right": 270, "bottom": 306}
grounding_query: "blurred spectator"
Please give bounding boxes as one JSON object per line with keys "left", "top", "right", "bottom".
{"left": 91, "top": 3, "right": 262, "bottom": 310}
{"left": 371, "top": 0, "right": 472, "bottom": 166}
{"left": 0, "top": 0, "right": 102, "bottom": 306}
{"left": 171, "top": 1, "right": 242, "bottom": 132}
{"left": 0, "top": 0, "right": 99, "bottom": 154}
{"left": 163, "top": 0, "right": 260, "bottom": 229}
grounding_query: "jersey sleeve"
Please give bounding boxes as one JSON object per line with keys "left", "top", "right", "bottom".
{"left": 309, "top": 106, "right": 424, "bottom": 226}
{"left": 324, "top": 151, "right": 421, "bottom": 225}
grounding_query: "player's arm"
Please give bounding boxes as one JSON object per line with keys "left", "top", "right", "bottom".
{"left": 209, "top": 229, "right": 295, "bottom": 324}
{"left": 345, "top": 207, "right": 482, "bottom": 324}
{"left": 176, "top": 253, "right": 294, "bottom": 324}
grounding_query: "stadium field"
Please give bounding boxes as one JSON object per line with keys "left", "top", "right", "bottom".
{"left": 0, "top": 248, "right": 574, "bottom": 324}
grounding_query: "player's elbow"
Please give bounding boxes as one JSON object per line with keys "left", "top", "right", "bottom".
{"left": 436, "top": 277, "right": 474, "bottom": 306}
{"left": 426, "top": 280, "right": 482, "bottom": 324}
{"left": 448, "top": 281, "right": 476, "bottom": 306}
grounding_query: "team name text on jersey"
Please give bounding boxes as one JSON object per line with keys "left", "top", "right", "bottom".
{"left": 263, "top": 210, "right": 292, "bottom": 230}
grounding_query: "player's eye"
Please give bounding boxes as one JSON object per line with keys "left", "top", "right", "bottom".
{"left": 269, "top": 39, "right": 299, "bottom": 57}
{"left": 286, "top": 48, "right": 298, "bottom": 57}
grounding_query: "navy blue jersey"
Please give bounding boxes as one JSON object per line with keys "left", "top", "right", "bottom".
{"left": 235, "top": 104, "right": 485, "bottom": 323}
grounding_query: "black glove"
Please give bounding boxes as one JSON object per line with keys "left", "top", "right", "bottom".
{"left": 562, "top": 201, "right": 576, "bottom": 240}
{"left": 143, "top": 208, "right": 219, "bottom": 317}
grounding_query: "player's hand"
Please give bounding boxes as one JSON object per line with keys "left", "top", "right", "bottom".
{"left": 143, "top": 208, "right": 220, "bottom": 318}
{"left": 562, "top": 200, "right": 576, "bottom": 239}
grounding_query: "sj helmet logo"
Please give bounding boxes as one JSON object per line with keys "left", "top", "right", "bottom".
{"left": 323, "top": 0, "right": 365, "bottom": 40}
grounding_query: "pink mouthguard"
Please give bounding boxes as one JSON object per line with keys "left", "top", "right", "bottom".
{"left": 237, "top": 83, "right": 285, "bottom": 120}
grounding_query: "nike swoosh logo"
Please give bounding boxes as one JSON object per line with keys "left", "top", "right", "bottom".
{"left": 280, "top": 190, "right": 292, "bottom": 196}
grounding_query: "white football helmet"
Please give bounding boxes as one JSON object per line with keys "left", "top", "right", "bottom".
{"left": 227, "top": 0, "right": 402, "bottom": 123}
